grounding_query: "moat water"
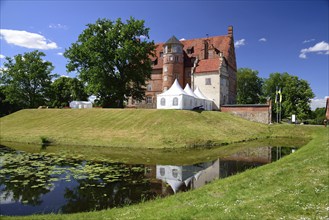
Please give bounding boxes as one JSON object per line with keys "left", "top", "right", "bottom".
{"left": 0, "top": 143, "right": 298, "bottom": 216}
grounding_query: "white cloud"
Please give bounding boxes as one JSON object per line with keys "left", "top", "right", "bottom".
{"left": 259, "top": 38, "right": 267, "bottom": 42}
{"left": 179, "top": 38, "right": 186, "bottom": 41}
{"left": 299, "top": 41, "right": 329, "bottom": 59}
{"left": 234, "top": 39, "right": 246, "bottom": 48}
{"left": 303, "top": 39, "right": 315, "bottom": 44}
{"left": 0, "top": 29, "right": 58, "bottom": 50}
{"left": 310, "top": 96, "right": 328, "bottom": 110}
{"left": 49, "top": 23, "right": 68, "bottom": 30}
{"left": 57, "top": 52, "right": 63, "bottom": 56}
{"left": 0, "top": 54, "right": 5, "bottom": 59}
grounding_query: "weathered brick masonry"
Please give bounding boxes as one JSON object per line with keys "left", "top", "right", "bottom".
{"left": 221, "top": 103, "right": 272, "bottom": 124}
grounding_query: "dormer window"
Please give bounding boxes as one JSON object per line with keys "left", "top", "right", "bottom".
{"left": 160, "top": 52, "right": 163, "bottom": 57}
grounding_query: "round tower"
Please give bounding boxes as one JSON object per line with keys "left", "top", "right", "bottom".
{"left": 162, "top": 36, "right": 184, "bottom": 91}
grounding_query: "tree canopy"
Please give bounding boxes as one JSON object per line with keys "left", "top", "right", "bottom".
{"left": 50, "top": 77, "right": 89, "bottom": 108}
{"left": 236, "top": 68, "right": 263, "bottom": 104}
{"left": 64, "top": 17, "right": 155, "bottom": 108}
{"left": 0, "top": 50, "right": 56, "bottom": 109}
{"left": 262, "top": 72, "right": 314, "bottom": 120}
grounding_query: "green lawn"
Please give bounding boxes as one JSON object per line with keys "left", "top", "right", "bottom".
{"left": 0, "top": 109, "right": 313, "bottom": 148}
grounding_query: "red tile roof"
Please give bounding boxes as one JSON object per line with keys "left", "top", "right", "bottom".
{"left": 152, "top": 34, "right": 236, "bottom": 73}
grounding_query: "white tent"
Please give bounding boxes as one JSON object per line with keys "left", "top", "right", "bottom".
{"left": 194, "top": 87, "right": 213, "bottom": 110}
{"left": 69, "top": 101, "right": 93, "bottom": 109}
{"left": 156, "top": 79, "right": 194, "bottom": 110}
{"left": 183, "top": 84, "right": 198, "bottom": 108}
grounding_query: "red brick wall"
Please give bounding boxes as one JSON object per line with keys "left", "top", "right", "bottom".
{"left": 221, "top": 105, "right": 271, "bottom": 124}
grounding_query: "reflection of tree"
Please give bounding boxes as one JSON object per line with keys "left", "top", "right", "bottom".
{"left": 61, "top": 164, "right": 156, "bottom": 213}
{"left": 0, "top": 150, "right": 52, "bottom": 206}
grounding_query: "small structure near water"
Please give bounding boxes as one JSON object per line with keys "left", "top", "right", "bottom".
{"left": 69, "top": 101, "right": 93, "bottom": 109}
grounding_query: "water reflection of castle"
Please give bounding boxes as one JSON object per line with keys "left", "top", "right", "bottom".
{"left": 153, "top": 146, "right": 293, "bottom": 194}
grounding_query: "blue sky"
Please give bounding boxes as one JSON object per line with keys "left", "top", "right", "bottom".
{"left": 1, "top": 0, "right": 328, "bottom": 109}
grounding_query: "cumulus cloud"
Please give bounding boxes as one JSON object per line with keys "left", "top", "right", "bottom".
{"left": 299, "top": 41, "right": 329, "bottom": 59}
{"left": 179, "top": 38, "right": 186, "bottom": 41}
{"left": 310, "top": 96, "right": 328, "bottom": 110}
{"left": 57, "top": 52, "right": 63, "bottom": 56}
{"left": 0, "top": 29, "right": 58, "bottom": 50}
{"left": 234, "top": 39, "right": 246, "bottom": 48}
{"left": 303, "top": 39, "right": 315, "bottom": 44}
{"left": 0, "top": 54, "right": 5, "bottom": 59}
{"left": 49, "top": 23, "right": 68, "bottom": 30}
{"left": 259, "top": 38, "right": 267, "bottom": 42}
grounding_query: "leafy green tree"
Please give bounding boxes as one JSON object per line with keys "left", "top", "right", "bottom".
{"left": 0, "top": 86, "right": 20, "bottom": 116}
{"left": 0, "top": 51, "right": 56, "bottom": 109}
{"left": 64, "top": 17, "right": 155, "bottom": 108}
{"left": 236, "top": 68, "right": 263, "bottom": 104}
{"left": 263, "top": 72, "right": 314, "bottom": 120}
{"left": 50, "top": 77, "right": 89, "bottom": 108}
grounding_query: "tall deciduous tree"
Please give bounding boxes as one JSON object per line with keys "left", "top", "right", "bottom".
{"left": 0, "top": 51, "right": 56, "bottom": 109}
{"left": 263, "top": 72, "right": 314, "bottom": 120}
{"left": 50, "top": 77, "right": 89, "bottom": 108}
{"left": 64, "top": 17, "right": 155, "bottom": 108}
{"left": 236, "top": 68, "right": 263, "bottom": 104}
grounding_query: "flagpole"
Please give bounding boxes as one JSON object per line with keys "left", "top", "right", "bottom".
{"left": 275, "top": 87, "right": 279, "bottom": 123}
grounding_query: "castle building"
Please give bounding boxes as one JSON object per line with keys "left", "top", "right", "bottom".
{"left": 130, "top": 26, "right": 237, "bottom": 110}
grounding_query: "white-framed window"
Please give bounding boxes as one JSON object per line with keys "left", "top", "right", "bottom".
{"left": 173, "top": 97, "right": 178, "bottom": 106}
{"left": 164, "top": 76, "right": 168, "bottom": 81}
{"left": 164, "top": 66, "right": 168, "bottom": 72}
{"left": 205, "top": 78, "right": 211, "bottom": 85}
{"left": 160, "top": 98, "right": 166, "bottom": 106}
{"left": 170, "top": 56, "right": 174, "bottom": 61}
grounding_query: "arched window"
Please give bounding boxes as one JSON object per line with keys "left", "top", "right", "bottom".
{"left": 160, "top": 98, "right": 166, "bottom": 106}
{"left": 172, "top": 169, "right": 179, "bottom": 178}
{"left": 160, "top": 168, "right": 165, "bottom": 176}
{"left": 173, "top": 97, "right": 178, "bottom": 106}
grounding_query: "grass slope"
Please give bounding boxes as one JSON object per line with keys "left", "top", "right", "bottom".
{"left": 3, "top": 124, "right": 328, "bottom": 219}
{"left": 1, "top": 108, "right": 275, "bottom": 148}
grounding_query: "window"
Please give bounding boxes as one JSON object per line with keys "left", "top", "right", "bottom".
{"left": 164, "top": 76, "right": 168, "bottom": 81}
{"left": 160, "top": 98, "right": 166, "bottom": 106}
{"left": 175, "top": 56, "right": 179, "bottom": 62}
{"left": 160, "top": 168, "right": 165, "bottom": 176}
{"left": 160, "top": 52, "right": 163, "bottom": 57}
{"left": 146, "top": 96, "right": 152, "bottom": 104}
{"left": 173, "top": 97, "right": 178, "bottom": 106}
{"left": 166, "top": 45, "right": 172, "bottom": 53}
{"left": 147, "top": 84, "right": 152, "bottom": 91}
{"left": 164, "top": 66, "right": 168, "bottom": 72}
{"left": 172, "top": 169, "right": 179, "bottom": 178}
{"left": 170, "top": 56, "right": 174, "bottom": 61}
{"left": 205, "top": 78, "right": 211, "bottom": 85}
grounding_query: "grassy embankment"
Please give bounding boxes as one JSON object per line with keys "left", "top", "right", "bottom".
{"left": 0, "top": 108, "right": 314, "bottom": 149}
{"left": 1, "top": 109, "right": 328, "bottom": 219}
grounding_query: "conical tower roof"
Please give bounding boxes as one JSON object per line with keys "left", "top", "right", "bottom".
{"left": 165, "top": 35, "right": 183, "bottom": 45}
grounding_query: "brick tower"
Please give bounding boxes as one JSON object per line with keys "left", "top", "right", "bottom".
{"left": 162, "top": 36, "right": 184, "bottom": 91}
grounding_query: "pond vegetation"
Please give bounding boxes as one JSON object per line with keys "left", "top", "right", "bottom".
{"left": 0, "top": 140, "right": 302, "bottom": 216}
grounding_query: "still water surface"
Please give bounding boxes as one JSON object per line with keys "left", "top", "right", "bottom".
{"left": 0, "top": 144, "right": 296, "bottom": 216}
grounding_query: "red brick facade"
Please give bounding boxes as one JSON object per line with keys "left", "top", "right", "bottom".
{"left": 130, "top": 26, "right": 237, "bottom": 109}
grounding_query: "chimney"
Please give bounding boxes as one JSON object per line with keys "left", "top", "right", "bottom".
{"left": 228, "top": 26, "right": 233, "bottom": 37}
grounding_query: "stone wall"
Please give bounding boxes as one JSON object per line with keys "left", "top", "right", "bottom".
{"left": 221, "top": 104, "right": 272, "bottom": 124}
